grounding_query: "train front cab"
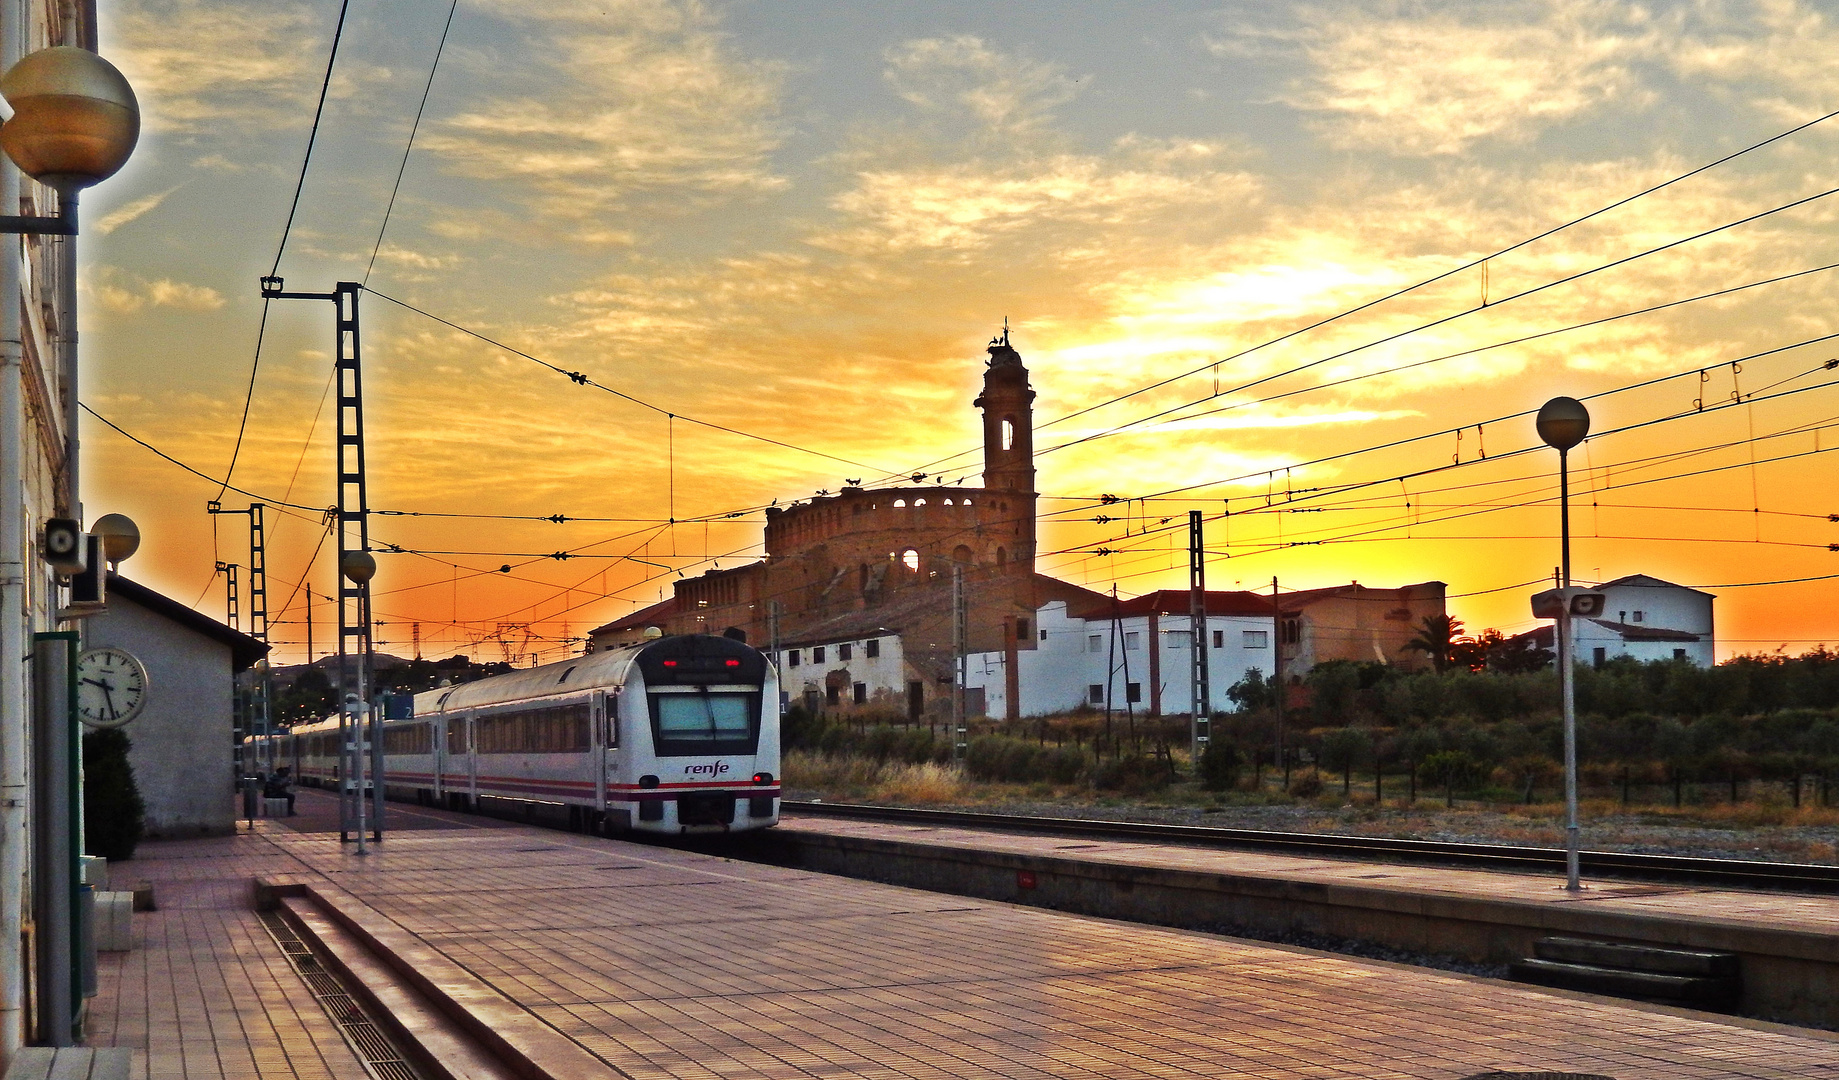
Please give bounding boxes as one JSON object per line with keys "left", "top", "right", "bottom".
{"left": 614, "top": 634, "right": 780, "bottom": 834}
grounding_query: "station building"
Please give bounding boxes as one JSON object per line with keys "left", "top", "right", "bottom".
{"left": 1511, "top": 574, "right": 1716, "bottom": 668}
{"left": 590, "top": 334, "right": 1446, "bottom": 719}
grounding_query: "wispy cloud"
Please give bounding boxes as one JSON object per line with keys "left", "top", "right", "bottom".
{"left": 86, "top": 267, "right": 225, "bottom": 314}
{"left": 418, "top": 0, "right": 786, "bottom": 230}
{"left": 93, "top": 186, "right": 181, "bottom": 235}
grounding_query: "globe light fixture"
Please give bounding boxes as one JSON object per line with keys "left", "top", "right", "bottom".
{"left": 90, "top": 512, "right": 139, "bottom": 568}
{"left": 0, "top": 46, "right": 139, "bottom": 196}
{"left": 339, "top": 549, "right": 376, "bottom": 584}
{"left": 1537, "top": 395, "right": 1591, "bottom": 892}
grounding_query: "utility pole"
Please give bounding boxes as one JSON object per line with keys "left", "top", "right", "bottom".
{"left": 1272, "top": 576, "right": 1286, "bottom": 787}
{"left": 260, "top": 278, "right": 377, "bottom": 845}
{"left": 210, "top": 502, "right": 270, "bottom": 768}
{"left": 951, "top": 566, "right": 967, "bottom": 763}
{"left": 1187, "top": 511, "right": 1210, "bottom": 764}
{"left": 216, "top": 561, "right": 240, "bottom": 631}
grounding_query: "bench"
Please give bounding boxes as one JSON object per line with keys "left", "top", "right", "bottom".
{"left": 2, "top": 1047, "right": 133, "bottom": 1079}
{"left": 263, "top": 797, "right": 289, "bottom": 816}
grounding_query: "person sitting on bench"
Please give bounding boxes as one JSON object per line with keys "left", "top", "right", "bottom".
{"left": 264, "top": 767, "right": 296, "bottom": 816}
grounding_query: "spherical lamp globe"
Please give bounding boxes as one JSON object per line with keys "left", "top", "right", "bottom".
{"left": 0, "top": 46, "right": 139, "bottom": 193}
{"left": 91, "top": 512, "right": 139, "bottom": 567}
{"left": 1536, "top": 396, "right": 1591, "bottom": 452}
{"left": 339, "top": 549, "right": 376, "bottom": 584}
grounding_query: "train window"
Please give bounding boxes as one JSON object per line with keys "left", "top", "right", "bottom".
{"left": 383, "top": 723, "right": 431, "bottom": 755}
{"left": 447, "top": 719, "right": 469, "bottom": 756}
{"left": 649, "top": 689, "right": 761, "bottom": 757}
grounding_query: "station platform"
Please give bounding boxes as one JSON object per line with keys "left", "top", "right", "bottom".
{"left": 769, "top": 811, "right": 1839, "bottom": 1027}
{"left": 78, "top": 790, "right": 1839, "bottom": 1079}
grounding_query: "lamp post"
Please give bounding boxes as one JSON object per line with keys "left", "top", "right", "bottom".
{"left": 0, "top": 46, "right": 140, "bottom": 520}
{"left": 1536, "top": 396, "right": 1590, "bottom": 891}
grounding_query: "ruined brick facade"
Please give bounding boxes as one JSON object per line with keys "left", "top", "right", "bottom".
{"left": 596, "top": 335, "right": 1061, "bottom": 705}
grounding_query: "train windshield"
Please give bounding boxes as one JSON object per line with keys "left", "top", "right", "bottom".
{"left": 649, "top": 689, "right": 761, "bottom": 757}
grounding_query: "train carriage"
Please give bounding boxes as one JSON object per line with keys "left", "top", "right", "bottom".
{"left": 269, "top": 632, "right": 780, "bottom": 835}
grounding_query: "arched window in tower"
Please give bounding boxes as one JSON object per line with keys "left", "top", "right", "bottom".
{"left": 902, "top": 549, "right": 920, "bottom": 572}
{"left": 893, "top": 498, "right": 906, "bottom": 508}
{"left": 1001, "top": 417, "right": 1015, "bottom": 451}
{"left": 858, "top": 563, "right": 869, "bottom": 595}
{"left": 996, "top": 546, "right": 1007, "bottom": 567}
{"left": 952, "top": 544, "right": 973, "bottom": 565}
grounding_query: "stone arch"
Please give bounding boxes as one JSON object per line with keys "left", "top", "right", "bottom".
{"left": 952, "top": 544, "right": 974, "bottom": 566}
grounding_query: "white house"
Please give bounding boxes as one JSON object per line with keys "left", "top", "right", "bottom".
{"left": 86, "top": 575, "right": 269, "bottom": 836}
{"left": 966, "top": 592, "right": 1281, "bottom": 719}
{"left": 1514, "top": 574, "right": 1716, "bottom": 668}
{"left": 1579, "top": 574, "right": 1716, "bottom": 667}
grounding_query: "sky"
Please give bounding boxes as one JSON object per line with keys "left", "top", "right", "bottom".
{"left": 69, "top": 0, "right": 1839, "bottom": 665}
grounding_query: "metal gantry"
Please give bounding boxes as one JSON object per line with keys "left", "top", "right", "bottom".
{"left": 260, "top": 277, "right": 380, "bottom": 845}
{"left": 211, "top": 501, "right": 273, "bottom": 768}
{"left": 1187, "top": 511, "right": 1210, "bottom": 763}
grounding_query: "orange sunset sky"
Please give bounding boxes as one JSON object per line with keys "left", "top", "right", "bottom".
{"left": 72, "top": 0, "right": 1839, "bottom": 666}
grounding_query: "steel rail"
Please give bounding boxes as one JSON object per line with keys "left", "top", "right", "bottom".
{"left": 781, "top": 801, "right": 1839, "bottom": 892}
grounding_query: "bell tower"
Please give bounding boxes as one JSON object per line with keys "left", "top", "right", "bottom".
{"left": 973, "top": 325, "right": 1036, "bottom": 567}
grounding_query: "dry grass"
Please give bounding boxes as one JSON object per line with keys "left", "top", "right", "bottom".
{"left": 784, "top": 751, "right": 970, "bottom": 805}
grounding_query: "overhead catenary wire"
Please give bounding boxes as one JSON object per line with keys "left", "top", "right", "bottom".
{"left": 364, "top": 287, "right": 896, "bottom": 474}
{"left": 362, "top": 0, "right": 457, "bottom": 286}
{"left": 868, "top": 107, "right": 1839, "bottom": 487}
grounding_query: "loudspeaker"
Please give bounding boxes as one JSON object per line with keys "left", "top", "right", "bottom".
{"left": 67, "top": 534, "right": 106, "bottom": 606}
{"left": 42, "top": 518, "right": 84, "bottom": 576}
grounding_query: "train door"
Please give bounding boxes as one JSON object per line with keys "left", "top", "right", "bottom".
{"left": 465, "top": 711, "right": 478, "bottom": 804}
{"left": 433, "top": 715, "right": 445, "bottom": 802}
{"left": 593, "top": 691, "right": 609, "bottom": 813}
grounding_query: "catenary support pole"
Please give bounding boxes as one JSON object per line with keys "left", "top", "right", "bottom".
{"left": 1187, "top": 511, "right": 1209, "bottom": 763}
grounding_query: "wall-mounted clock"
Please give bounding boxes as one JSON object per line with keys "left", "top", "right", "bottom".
{"left": 76, "top": 647, "right": 149, "bottom": 729}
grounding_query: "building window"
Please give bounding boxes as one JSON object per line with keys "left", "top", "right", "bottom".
{"left": 813, "top": 646, "right": 825, "bottom": 664}
{"left": 1593, "top": 647, "right": 1606, "bottom": 668}
{"left": 1088, "top": 634, "right": 1103, "bottom": 653}
{"left": 1166, "top": 630, "right": 1191, "bottom": 649}
{"left": 853, "top": 682, "right": 867, "bottom": 704}
{"left": 902, "top": 548, "right": 920, "bottom": 571}
{"left": 865, "top": 638, "right": 881, "bottom": 658}
{"left": 1124, "top": 632, "right": 1140, "bottom": 650}
{"left": 839, "top": 643, "right": 853, "bottom": 661}
{"left": 1015, "top": 618, "right": 1030, "bottom": 641}
{"left": 1040, "top": 629, "right": 1048, "bottom": 641}
{"left": 1126, "top": 682, "right": 1142, "bottom": 703}
{"left": 1243, "top": 630, "right": 1267, "bottom": 648}
{"left": 1631, "top": 611, "right": 1644, "bottom": 623}
{"left": 826, "top": 685, "right": 840, "bottom": 706}
{"left": 1001, "top": 417, "right": 1015, "bottom": 451}
{"left": 788, "top": 650, "right": 800, "bottom": 667}
{"left": 1088, "top": 684, "right": 1104, "bottom": 705}
{"left": 1281, "top": 618, "right": 1300, "bottom": 644}
{"left": 1674, "top": 648, "right": 1687, "bottom": 660}
{"left": 1212, "top": 629, "right": 1224, "bottom": 649}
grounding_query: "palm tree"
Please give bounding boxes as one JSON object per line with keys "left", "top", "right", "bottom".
{"left": 1405, "top": 614, "right": 1464, "bottom": 673}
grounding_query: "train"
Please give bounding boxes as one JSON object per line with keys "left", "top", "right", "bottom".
{"left": 259, "top": 631, "right": 781, "bottom": 835}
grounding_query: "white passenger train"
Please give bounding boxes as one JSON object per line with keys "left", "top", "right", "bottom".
{"left": 271, "top": 632, "right": 781, "bottom": 835}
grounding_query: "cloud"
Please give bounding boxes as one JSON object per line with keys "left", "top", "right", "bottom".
{"left": 1254, "top": 0, "right": 1652, "bottom": 154}
{"left": 93, "top": 186, "right": 182, "bottom": 235}
{"left": 417, "top": 0, "right": 786, "bottom": 228}
{"left": 105, "top": 0, "right": 328, "bottom": 134}
{"left": 883, "top": 35, "right": 1081, "bottom": 136}
{"left": 1245, "top": 0, "right": 1839, "bottom": 155}
{"left": 86, "top": 268, "right": 225, "bottom": 314}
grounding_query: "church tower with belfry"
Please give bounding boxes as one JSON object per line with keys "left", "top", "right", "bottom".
{"left": 974, "top": 325, "right": 1037, "bottom": 571}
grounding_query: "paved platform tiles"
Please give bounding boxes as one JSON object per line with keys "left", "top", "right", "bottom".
{"left": 776, "top": 814, "right": 1839, "bottom": 936}
{"left": 245, "top": 800, "right": 1839, "bottom": 1080}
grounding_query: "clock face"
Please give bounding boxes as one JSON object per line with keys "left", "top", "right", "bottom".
{"left": 76, "top": 647, "right": 149, "bottom": 729}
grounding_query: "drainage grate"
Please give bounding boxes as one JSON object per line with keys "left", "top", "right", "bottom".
{"left": 260, "top": 910, "right": 426, "bottom": 1080}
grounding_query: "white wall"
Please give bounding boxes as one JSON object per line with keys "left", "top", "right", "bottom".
{"left": 86, "top": 600, "right": 236, "bottom": 836}
{"left": 968, "top": 604, "right": 1279, "bottom": 719}
{"left": 776, "top": 634, "right": 908, "bottom": 711}
{"left": 1582, "top": 580, "right": 1715, "bottom": 668}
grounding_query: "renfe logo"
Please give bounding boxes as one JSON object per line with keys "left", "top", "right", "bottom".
{"left": 684, "top": 761, "right": 730, "bottom": 778}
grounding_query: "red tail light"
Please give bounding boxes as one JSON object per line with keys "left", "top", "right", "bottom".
{"left": 662, "top": 659, "right": 677, "bottom": 667}
{"left": 752, "top": 772, "right": 773, "bottom": 784}
{"left": 725, "top": 659, "right": 740, "bottom": 667}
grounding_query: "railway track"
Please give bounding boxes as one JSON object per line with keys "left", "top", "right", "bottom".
{"left": 782, "top": 800, "right": 1839, "bottom": 891}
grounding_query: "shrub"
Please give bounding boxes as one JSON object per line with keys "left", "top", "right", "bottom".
{"left": 1092, "top": 754, "right": 1169, "bottom": 794}
{"left": 83, "top": 729, "right": 144, "bottom": 861}
{"left": 1198, "top": 740, "right": 1241, "bottom": 791}
{"left": 1286, "top": 770, "right": 1324, "bottom": 798}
